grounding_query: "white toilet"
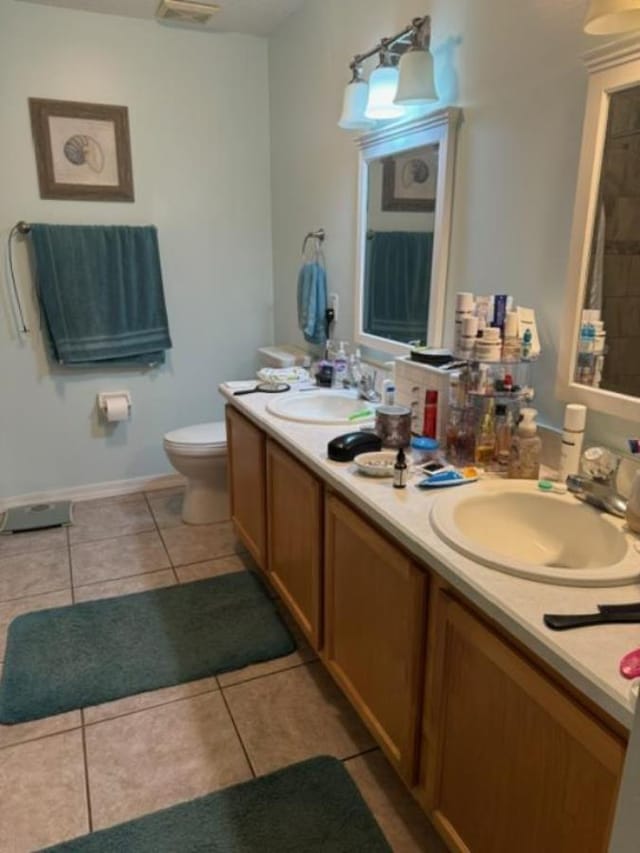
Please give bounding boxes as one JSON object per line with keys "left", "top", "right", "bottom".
{"left": 163, "top": 422, "right": 229, "bottom": 525}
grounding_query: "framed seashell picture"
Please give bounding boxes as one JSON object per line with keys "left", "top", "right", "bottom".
{"left": 28, "top": 98, "right": 134, "bottom": 202}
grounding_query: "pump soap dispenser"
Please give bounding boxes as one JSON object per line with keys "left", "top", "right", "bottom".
{"left": 508, "top": 408, "right": 542, "bottom": 480}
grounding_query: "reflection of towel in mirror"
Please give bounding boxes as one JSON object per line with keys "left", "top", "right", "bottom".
{"left": 297, "top": 261, "right": 327, "bottom": 345}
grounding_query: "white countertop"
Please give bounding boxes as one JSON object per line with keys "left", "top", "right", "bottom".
{"left": 220, "top": 385, "right": 640, "bottom": 731}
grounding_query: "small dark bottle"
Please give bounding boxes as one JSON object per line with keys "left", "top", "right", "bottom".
{"left": 393, "top": 447, "right": 408, "bottom": 489}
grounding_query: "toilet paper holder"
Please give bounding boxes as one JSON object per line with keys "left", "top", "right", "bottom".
{"left": 97, "top": 391, "right": 132, "bottom": 421}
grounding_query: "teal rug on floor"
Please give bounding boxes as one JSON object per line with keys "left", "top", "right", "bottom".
{"left": 41, "top": 756, "right": 391, "bottom": 853}
{"left": 0, "top": 571, "right": 295, "bottom": 724}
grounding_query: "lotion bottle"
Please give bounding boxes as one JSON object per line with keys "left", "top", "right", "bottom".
{"left": 558, "top": 403, "right": 587, "bottom": 483}
{"left": 508, "top": 408, "right": 541, "bottom": 479}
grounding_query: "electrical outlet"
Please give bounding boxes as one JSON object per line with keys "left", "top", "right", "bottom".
{"left": 329, "top": 293, "right": 339, "bottom": 324}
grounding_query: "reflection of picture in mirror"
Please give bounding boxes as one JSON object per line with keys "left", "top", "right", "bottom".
{"left": 578, "top": 85, "right": 640, "bottom": 396}
{"left": 382, "top": 144, "right": 438, "bottom": 212}
{"left": 363, "top": 144, "right": 438, "bottom": 343}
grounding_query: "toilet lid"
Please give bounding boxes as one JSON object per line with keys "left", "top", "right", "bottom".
{"left": 164, "top": 421, "right": 226, "bottom": 450}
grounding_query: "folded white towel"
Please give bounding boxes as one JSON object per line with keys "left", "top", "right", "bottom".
{"left": 257, "top": 367, "right": 311, "bottom": 384}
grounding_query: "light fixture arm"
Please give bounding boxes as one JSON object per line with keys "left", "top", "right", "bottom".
{"left": 348, "top": 15, "right": 430, "bottom": 70}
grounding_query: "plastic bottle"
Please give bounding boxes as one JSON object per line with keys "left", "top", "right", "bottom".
{"left": 474, "top": 403, "right": 496, "bottom": 467}
{"left": 521, "top": 328, "right": 533, "bottom": 360}
{"left": 423, "top": 390, "right": 438, "bottom": 438}
{"left": 333, "top": 342, "right": 348, "bottom": 387}
{"left": 494, "top": 404, "right": 512, "bottom": 473}
{"left": 348, "top": 347, "right": 363, "bottom": 387}
{"left": 508, "top": 408, "right": 542, "bottom": 479}
{"left": 558, "top": 403, "right": 587, "bottom": 483}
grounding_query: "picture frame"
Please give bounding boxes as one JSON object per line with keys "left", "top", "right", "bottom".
{"left": 28, "top": 98, "right": 134, "bottom": 202}
{"left": 381, "top": 146, "right": 438, "bottom": 212}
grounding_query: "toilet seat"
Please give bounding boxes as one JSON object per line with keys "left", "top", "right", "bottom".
{"left": 163, "top": 422, "right": 226, "bottom": 457}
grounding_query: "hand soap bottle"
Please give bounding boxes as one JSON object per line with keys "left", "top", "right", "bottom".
{"left": 508, "top": 408, "right": 541, "bottom": 480}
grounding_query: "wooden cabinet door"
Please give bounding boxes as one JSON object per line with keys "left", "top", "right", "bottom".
{"left": 324, "top": 493, "right": 427, "bottom": 782}
{"left": 420, "top": 592, "right": 626, "bottom": 853}
{"left": 266, "top": 440, "right": 322, "bottom": 649}
{"left": 225, "top": 406, "right": 267, "bottom": 572}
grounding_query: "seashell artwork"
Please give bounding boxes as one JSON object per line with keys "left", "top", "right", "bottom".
{"left": 401, "top": 157, "right": 429, "bottom": 188}
{"left": 63, "top": 134, "right": 105, "bottom": 173}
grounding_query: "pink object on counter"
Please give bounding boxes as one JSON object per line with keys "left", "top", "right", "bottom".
{"left": 619, "top": 647, "right": 640, "bottom": 679}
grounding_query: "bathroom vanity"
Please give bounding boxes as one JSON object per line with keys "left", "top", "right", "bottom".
{"left": 222, "top": 388, "right": 637, "bottom": 853}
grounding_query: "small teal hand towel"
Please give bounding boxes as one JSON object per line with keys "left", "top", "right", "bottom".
{"left": 30, "top": 224, "right": 172, "bottom": 366}
{"left": 297, "top": 261, "right": 327, "bottom": 346}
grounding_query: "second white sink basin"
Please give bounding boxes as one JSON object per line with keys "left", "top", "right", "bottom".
{"left": 431, "top": 480, "right": 639, "bottom": 586}
{"left": 266, "top": 390, "right": 376, "bottom": 425}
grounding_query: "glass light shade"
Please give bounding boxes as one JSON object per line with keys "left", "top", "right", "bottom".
{"left": 395, "top": 48, "right": 438, "bottom": 105}
{"left": 365, "top": 65, "right": 404, "bottom": 119}
{"left": 584, "top": 0, "right": 640, "bottom": 34}
{"left": 338, "top": 79, "right": 375, "bottom": 130}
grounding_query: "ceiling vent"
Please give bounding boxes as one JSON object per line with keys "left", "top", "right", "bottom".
{"left": 156, "top": 0, "right": 221, "bottom": 25}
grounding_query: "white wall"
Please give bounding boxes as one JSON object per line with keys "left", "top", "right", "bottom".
{"left": 269, "top": 0, "right": 637, "bottom": 446}
{"left": 0, "top": 2, "right": 273, "bottom": 500}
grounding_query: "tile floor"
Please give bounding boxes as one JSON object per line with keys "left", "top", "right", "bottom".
{"left": 0, "top": 488, "right": 445, "bottom": 852}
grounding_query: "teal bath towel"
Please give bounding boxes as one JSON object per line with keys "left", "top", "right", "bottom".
{"left": 30, "top": 224, "right": 172, "bottom": 366}
{"left": 297, "top": 261, "right": 327, "bottom": 345}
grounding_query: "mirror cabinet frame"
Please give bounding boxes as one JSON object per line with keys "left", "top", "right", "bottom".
{"left": 557, "top": 35, "right": 640, "bottom": 421}
{"left": 353, "top": 108, "right": 462, "bottom": 356}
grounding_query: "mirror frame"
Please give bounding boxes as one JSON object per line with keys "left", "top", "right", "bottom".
{"left": 557, "top": 35, "right": 640, "bottom": 421}
{"left": 353, "top": 108, "right": 462, "bottom": 356}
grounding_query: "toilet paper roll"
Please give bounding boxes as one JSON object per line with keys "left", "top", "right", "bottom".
{"left": 104, "top": 396, "right": 129, "bottom": 422}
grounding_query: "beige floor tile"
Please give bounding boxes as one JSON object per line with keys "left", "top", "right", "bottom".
{"left": 0, "top": 548, "right": 70, "bottom": 603}
{"left": 71, "top": 530, "right": 170, "bottom": 586}
{"left": 0, "top": 709, "right": 82, "bottom": 751}
{"left": 175, "top": 554, "right": 249, "bottom": 583}
{"left": 145, "top": 487, "right": 185, "bottom": 529}
{"left": 0, "top": 730, "right": 88, "bottom": 852}
{"left": 69, "top": 493, "right": 155, "bottom": 545}
{"left": 74, "top": 568, "right": 176, "bottom": 602}
{"left": 217, "top": 603, "right": 317, "bottom": 687}
{"left": 0, "top": 525, "right": 67, "bottom": 559}
{"left": 223, "top": 661, "right": 375, "bottom": 776}
{"left": 346, "top": 750, "right": 447, "bottom": 853}
{"left": 0, "top": 589, "right": 72, "bottom": 659}
{"left": 86, "top": 691, "right": 252, "bottom": 830}
{"left": 160, "top": 521, "right": 245, "bottom": 567}
{"left": 84, "top": 676, "right": 219, "bottom": 725}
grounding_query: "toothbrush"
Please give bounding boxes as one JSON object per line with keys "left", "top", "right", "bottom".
{"left": 348, "top": 408, "right": 374, "bottom": 422}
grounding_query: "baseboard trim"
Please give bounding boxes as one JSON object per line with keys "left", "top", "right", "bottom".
{"left": 0, "top": 473, "right": 186, "bottom": 512}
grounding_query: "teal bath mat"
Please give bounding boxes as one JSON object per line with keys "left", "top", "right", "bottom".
{"left": 42, "top": 756, "right": 391, "bottom": 853}
{"left": 0, "top": 572, "right": 295, "bottom": 724}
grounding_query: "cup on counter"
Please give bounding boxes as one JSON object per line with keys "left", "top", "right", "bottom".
{"left": 375, "top": 405, "right": 412, "bottom": 448}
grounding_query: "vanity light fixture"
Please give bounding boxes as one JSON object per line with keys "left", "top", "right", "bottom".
{"left": 584, "top": 0, "right": 640, "bottom": 34}
{"left": 337, "top": 15, "right": 437, "bottom": 130}
{"left": 365, "top": 45, "right": 404, "bottom": 119}
{"left": 338, "top": 65, "right": 375, "bottom": 131}
{"left": 395, "top": 17, "right": 438, "bottom": 105}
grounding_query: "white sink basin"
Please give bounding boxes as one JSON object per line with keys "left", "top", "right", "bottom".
{"left": 266, "top": 390, "right": 376, "bottom": 425}
{"left": 431, "top": 480, "right": 639, "bottom": 586}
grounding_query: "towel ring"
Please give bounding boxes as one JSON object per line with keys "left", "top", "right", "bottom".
{"left": 302, "top": 228, "right": 326, "bottom": 256}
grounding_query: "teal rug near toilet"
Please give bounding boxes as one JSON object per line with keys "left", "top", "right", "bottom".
{"left": 0, "top": 572, "right": 295, "bottom": 724}
{"left": 41, "top": 756, "right": 391, "bottom": 853}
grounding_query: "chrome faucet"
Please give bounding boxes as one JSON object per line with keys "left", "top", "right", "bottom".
{"left": 566, "top": 447, "right": 627, "bottom": 518}
{"left": 358, "top": 371, "right": 381, "bottom": 403}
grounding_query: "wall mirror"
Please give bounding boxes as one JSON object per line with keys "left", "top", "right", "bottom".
{"left": 557, "top": 36, "right": 640, "bottom": 421}
{"left": 354, "top": 109, "right": 461, "bottom": 356}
